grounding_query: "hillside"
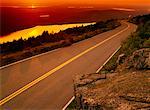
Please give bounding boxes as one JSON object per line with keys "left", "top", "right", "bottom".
{"left": 70, "top": 14, "right": 150, "bottom": 110}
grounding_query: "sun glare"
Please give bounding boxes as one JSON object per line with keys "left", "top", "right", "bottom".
{"left": 31, "top": 5, "right": 36, "bottom": 9}
{"left": 27, "top": 5, "right": 36, "bottom": 8}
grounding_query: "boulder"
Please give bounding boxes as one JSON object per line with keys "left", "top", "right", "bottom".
{"left": 125, "top": 48, "right": 150, "bottom": 70}
{"left": 117, "top": 53, "right": 125, "bottom": 65}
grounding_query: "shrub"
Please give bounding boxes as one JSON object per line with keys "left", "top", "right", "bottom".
{"left": 121, "top": 33, "right": 144, "bottom": 56}
{"left": 143, "top": 38, "right": 150, "bottom": 48}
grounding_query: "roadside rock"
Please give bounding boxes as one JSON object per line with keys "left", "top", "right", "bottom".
{"left": 74, "top": 73, "right": 105, "bottom": 88}
{"left": 116, "top": 53, "right": 125, "bottom": 65}
{"left": 74, "top": 73, "right": 106, "bottom": 109}
{"left": 125, "top": 48, "right": 150, "bottom": 70}
{"left": 74, "top": 71, "right": 150, "bottom": 110}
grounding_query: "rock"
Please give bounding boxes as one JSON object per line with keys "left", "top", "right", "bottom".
{"left": 74, "top": 73, "right": 105, "bottom": 109}
{"left": 74, "top": 73, "right": 105, "bottom": 88}
{"left": 125, "top": 48, "right": 150, "bottom": 70}
{"left": 73, "top": 70, "right": 150, "bottom": 110}
{"left": 117, "top": 53, "right": 125, "bottom": 65}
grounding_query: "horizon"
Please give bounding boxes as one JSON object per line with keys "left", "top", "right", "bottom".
{"left": 1, "top": 5, "right": 150, "bottom": 12}
{"left": 1, "top": 0, "right": 150, "bottom": 9}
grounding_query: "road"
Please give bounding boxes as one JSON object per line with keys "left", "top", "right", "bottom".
{"left": 0, "top": 21, "right": 137, "bottom": 110}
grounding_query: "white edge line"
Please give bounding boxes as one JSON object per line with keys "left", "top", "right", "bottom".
{"left": 0, "top": 48, "right": 59, "bottom": 70}
{"left": 62, "top": 46, "right": 121, "bottom": 110}
{"left": 62, "top": 96, "right": 75, "bottom": 110}
{"left": 96, "top": 46, "right": 121, "bottom": 73}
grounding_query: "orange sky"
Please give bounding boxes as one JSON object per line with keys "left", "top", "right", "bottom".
{"left": 1, "top": 0, "right": 150, "bottom": 7}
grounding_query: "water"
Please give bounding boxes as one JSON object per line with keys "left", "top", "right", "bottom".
{"left": 0, "top": 23, "right": 94, "bottom": 44}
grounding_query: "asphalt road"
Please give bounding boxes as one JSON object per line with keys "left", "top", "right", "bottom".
{"left": 0, "top": 21, "right": 137, "bottom": 110}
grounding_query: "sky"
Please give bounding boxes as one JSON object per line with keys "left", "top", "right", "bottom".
{"left": 1, "top": 0, "right": 150, "bottom": 7}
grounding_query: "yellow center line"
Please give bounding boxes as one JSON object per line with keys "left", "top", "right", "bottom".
{"left": 0, "top": 22, "right": 130, "bottom": 106}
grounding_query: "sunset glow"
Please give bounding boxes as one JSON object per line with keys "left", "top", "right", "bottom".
{"left": 1, "top": 0, "right": 150, "bottom": 7}
{"left": 31, "top": 5, "right": 36, "bottom": 9}
{"left": 112, "top": 8, "right": 136, "bottom": 12}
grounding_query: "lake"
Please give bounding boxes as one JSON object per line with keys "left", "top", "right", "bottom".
{"left": 0, "top": 23, "right": 94, "bottom": 44}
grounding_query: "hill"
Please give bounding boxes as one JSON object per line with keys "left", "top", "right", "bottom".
{"left": 70, "top": 14, "right": 150, "bottom": 110}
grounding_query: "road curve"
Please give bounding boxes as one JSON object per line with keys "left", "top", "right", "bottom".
{"left": 0, "top": 21, "right": 137, "bottom": 110}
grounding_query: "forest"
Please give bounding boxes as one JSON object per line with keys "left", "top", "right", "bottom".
{"left": 1, "top": 19, "right": 120, "bottom": 54}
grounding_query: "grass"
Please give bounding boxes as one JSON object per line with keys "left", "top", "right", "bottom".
{"left": 66, "top": 99, "right": 77, "bottom": 110}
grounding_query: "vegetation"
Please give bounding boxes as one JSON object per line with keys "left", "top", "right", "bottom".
{"left": 69, "top": 14, "right": 150, "bottom": 110}
{"left": 1, "top": 19, "right": 120, "bottom": 54}
{"left": 129, "top": 14, "right": 150, "bottom": 25}
{"left": 101, "top": 14, "right": 150, "bottom": 72}
{"left": 66, "top": 99, "right": 77, "bottom": 110}
{"left": 0, "top": 19, "right": 120, "bottom": 66}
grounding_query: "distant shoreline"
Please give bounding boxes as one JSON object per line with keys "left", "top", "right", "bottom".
{"left": 0, "top": 22, "right": 95, "bottom": 44}
{"left": 0, "top": 21, "right": 96, "bottom": 37}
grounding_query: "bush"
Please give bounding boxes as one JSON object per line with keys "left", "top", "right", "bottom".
{"left": 143, "top": 38, "right": 150, "bottom": 48}
{"left": 121, "top": 33, "right": 144, "bottom": 56}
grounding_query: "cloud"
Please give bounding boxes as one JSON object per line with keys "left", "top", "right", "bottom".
{"left": 67, "top": 6, "right": 94, "bottom": 9}
{"left": 79, "top": 6, "right": 94, "bottom": 9}
{"left": 67, "top": 6, "right": 76, "bottom": 9}
{"left": 112, "top": 8, "right": 136, "bottom": 12}
{"left": 40, "top": 15, "right": 50, "bottom": 18}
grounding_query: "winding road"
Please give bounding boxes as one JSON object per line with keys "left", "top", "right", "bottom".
{"left": 0, "top": 21, "right": 137, "bottom": 110}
